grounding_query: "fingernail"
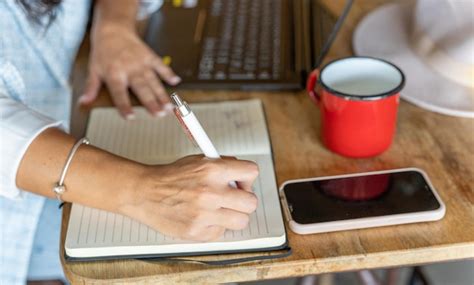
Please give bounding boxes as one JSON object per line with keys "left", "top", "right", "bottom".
{"left": 156, "top": 110, "right": 167, "bottom": 118}
{"left": 152, "top": 110, "right": 167, "bottom": 118}
{"left": 164, "top": 103, "right": 174, "bottom": 112}
{"left": 77, "top": 95, "right": 88, "bottom": 104}
{"left": 169, "top": 76, "right": 182, "bottom": 85}
{"left": 125, "top": 113, "right": 136, "bottom": 120}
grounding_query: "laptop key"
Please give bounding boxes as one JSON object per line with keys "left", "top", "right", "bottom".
{"left": 229, "top": 73, "right": 256, "bottom": 80}
{"left": 258, "top": 71, "right": 270, "bottom": 80}
{"left": 214, "top": 71, "right": 226, "bottom": 80}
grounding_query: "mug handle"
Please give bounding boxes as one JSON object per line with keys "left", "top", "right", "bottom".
{"left": 306, "top": 69, "right": 321, "bottom": 105}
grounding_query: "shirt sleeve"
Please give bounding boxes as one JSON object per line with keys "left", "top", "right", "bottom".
{"left": 136, "top": 0, "right": 164, "bottom": 20}
{"left": 0, "top": 90, "right": 63, "bottom": 199}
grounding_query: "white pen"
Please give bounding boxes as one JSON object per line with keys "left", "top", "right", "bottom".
{"left": 171, "top": 92, "right": 238, "bottom": 188}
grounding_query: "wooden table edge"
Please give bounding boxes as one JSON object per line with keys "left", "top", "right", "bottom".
{"left": 61, "top": 241, "right": 474, "bottom": 284}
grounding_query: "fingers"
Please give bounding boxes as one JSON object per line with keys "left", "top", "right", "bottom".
{"left": 78, "top": 71, "right": 101, "bottom": 105}
{"left": 104, "top": 72, "right": 134, "bottom": 119}
{"left": 184, "top": 209, "right": 250, "bottom": 241}
{"left": 103, "top": 54, "right": 181, "bottom": 117}
{"left": 179, "top": 155, "right": 259, "bottom": 192}
{"left": 215, "top": 158, "right": 260, "bottom": 191}
{"left": 144, "top": 70, "right": 173, "bottom": 110}
{"left": 218, "top": 188, "right": 258, "bottom": 214}
{"left": 89, "top": 31, "right": 181, "bottom": 118}
{"left": 129, "top": 74, "right": 165, "bottom": 117}
{"left": 185, "top": 225, "right": 225, "bottom": 242}
{"left": 213, "top": 208, "right": 251, "bottom": 230}
{"left": 152, "top": 57, "right": 181, "bottom": 86}
{"left": 129, "top": 66, "right": 176, "bottom": 116}
{"left": 235, "top": 180, "right": 255, "bottom": 193}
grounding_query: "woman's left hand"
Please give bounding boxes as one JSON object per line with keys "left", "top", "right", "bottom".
{"left": 78, "top": 24, "right": 181, "bottom": 119}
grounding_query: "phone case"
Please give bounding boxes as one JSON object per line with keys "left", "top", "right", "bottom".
{"left": 279, "top": 168, "right": 446, "bottom": 235}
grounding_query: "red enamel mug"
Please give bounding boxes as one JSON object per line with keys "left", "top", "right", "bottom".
{"left": 306, "top": 57, "right": 405, "bottom": 158}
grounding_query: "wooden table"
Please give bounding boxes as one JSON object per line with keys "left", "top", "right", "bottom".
{"left": 61, "top": 0, "right": 474, "bottom": 283}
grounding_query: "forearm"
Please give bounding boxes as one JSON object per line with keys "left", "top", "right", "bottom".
{"left": 16, "top": 128, "right": 144, "bottom": 213}
{"left": 16, "top": 129, "right": 260, "bottom": 242}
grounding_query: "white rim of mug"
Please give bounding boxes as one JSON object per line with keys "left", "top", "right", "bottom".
{"left": 318, "top": 56, "right": 406, "bottom": 101}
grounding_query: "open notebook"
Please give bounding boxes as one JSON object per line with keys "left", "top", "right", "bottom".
{"left": 65, "top": 99, "right": 287, "bottom": 260}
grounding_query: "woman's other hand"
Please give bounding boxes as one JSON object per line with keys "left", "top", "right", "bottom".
{"left": 120, "top": 155, "right": 259, "bottom": 241}
{"left": 79, "top": 16, "right": 181, "bottom": 119}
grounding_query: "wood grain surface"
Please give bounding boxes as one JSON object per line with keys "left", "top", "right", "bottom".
{"left": 61, "top": 0, "right": 474, "bottom": 283}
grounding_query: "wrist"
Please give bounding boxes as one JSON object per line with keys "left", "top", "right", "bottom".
{"left": 62, "top": 144, "right": 148, "bottom": 215}
{"left": 109, "top": 161, "right": 150, "bottom": 215}
{"left": 114, "top": 164, "right": 160, "bottom": 217}
{"left": 92, "top": 21, "right": 135, "bottom": 43}
{"left": 92, "top": 0, "right": 138, "bottom": 41}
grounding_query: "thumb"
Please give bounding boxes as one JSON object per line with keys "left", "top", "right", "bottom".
{"left": 78, "top": 71, "right": 101, "bottom": 105}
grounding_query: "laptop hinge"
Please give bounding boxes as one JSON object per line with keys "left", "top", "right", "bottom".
{"left": 292, "top": 0, "right": 303, "bottom": 75}
{"left": 292, "top": 0, "right": 313, "bottom": 80}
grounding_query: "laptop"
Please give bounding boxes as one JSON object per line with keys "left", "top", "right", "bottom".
{"left": 145, "top": 0, "right": 353, "bottom": 90}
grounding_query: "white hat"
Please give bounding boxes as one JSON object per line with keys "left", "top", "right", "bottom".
{"left": 353, "top": 0, "right": 474, "bottom": 118}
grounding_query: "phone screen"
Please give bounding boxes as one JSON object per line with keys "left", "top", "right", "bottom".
{"left": 283, "top": 170, "right": 441, "bottom": 224}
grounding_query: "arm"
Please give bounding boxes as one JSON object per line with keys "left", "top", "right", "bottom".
{"left": 79, "top": 0, "right": 181, "bottom": 119}
{"left": 16, "top": 128, "right": 138, "bottom": 212}
{"left": 1, "top": 78, "right": 257, "bottom": 241}
{"left": 15, "top": 127, "right": 259, "bottom": 241}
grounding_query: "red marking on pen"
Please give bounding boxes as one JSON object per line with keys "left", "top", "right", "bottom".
{"left": 173, "top": 108, "right": 198, "bottom": 147}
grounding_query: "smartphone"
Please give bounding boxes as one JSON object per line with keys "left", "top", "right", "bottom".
{"left": 279, "top": 168, "right": 445, "bottom": 235}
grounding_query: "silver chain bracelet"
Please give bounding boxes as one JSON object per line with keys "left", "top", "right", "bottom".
{"left": 53, "top": 137, "right": 90, "bottom": 202}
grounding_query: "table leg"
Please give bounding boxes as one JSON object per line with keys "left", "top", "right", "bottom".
{"left": 356, "top": 270, "right": 381, "bottom": 285}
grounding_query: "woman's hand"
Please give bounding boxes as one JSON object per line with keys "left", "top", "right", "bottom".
{"left": 17, "top": 127, "right": 258, "bottom": 242}
{"left": 79, "top": 24, "right": 181, "bottom": 119}
{"left": 120, "top": 155, "right": 259, "bottom": 241}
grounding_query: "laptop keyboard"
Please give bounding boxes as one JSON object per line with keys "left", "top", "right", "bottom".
{"left": 198, "top": 0, "right": 282, "bottom": 81}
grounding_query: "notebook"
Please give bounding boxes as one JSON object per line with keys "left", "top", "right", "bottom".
{"left": 65, "top": 99, "right": 287, "bottom": 260}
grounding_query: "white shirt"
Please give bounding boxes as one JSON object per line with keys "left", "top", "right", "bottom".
{"left": 0, "top": 1, "right": 162, "bottom": 283}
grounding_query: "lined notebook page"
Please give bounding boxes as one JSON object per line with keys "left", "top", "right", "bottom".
{"left": 65, "top": 99, "right": 285, "bottom": 257}
{"left": 86, "top": 99, "right": 271, "bottom": 164}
